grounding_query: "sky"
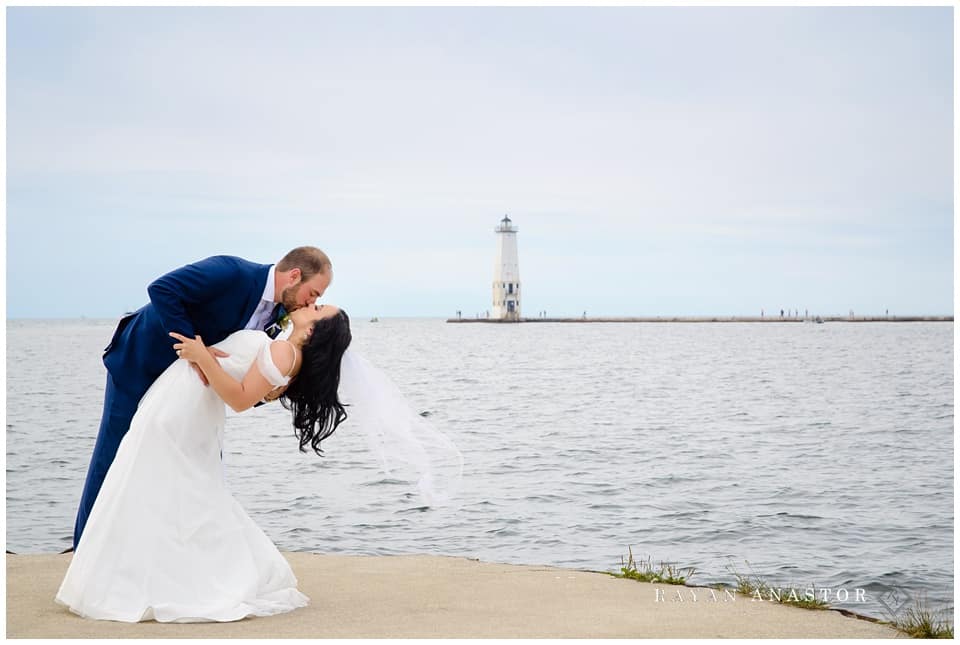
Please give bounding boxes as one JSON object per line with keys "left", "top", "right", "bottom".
{"left": 5, "top": 6, "right": 954, "bottom": 318}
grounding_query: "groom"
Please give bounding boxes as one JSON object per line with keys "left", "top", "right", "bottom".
{"left": 72, "top": 246, "right": 333, "bottom": 550}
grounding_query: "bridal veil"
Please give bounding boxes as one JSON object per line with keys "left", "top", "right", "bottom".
{"left": 337, "top": 348, "right": 464, "bottom": 507}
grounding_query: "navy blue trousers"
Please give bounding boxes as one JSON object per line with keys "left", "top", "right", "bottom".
{"left": 73, "top": 372, "right": 141, "bottom": 550}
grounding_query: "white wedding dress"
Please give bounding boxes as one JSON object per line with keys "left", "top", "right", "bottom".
{"left": 56, "top": 330, "right": 309, "bottom": 623}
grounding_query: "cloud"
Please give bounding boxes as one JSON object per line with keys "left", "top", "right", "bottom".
{"left": 6, "top": 6, "right": 953, "bottom": 317}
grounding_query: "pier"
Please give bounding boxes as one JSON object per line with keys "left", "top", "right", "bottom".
{"left": 447, "top": 316, "right": 953, "bottom": 324}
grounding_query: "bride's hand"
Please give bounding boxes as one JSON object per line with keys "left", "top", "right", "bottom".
{"left": 169, "top": 333, "right": 230, "bottom": 386}
{"left": 170, "top": 332, "right": 230, "bottom": 385}
{"left": 169, "top": 332, "right": 210, "bottom": 364}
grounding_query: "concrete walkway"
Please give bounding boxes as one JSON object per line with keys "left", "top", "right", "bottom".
{"left": 7, "top": 552, "right": 901, "bottom": 638}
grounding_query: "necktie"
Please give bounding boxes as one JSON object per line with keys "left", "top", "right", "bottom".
{"left": 263, "top": 303, "right": 287, "bottom": 339}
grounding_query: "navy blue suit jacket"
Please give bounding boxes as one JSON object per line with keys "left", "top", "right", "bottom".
{"left": 102, "top": 255, "right": 272, "bottom": 399}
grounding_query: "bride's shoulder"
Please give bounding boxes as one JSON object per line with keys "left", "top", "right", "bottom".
{"left": 268, "top": 340, "right": 297, "bottom": 377}
{"left": 252, "top": 337, "right": 296, "bottom": 387}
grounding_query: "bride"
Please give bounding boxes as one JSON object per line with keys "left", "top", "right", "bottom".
{"left": 56, "top": 303, "right": 353, "bottom": 622}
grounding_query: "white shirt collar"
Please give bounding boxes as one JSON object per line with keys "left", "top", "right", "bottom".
{"left": 261, "top": 264, "right": 276, "bottom": 304}
{"left": 244, "top": 264, "right": 280, "bottom": 331}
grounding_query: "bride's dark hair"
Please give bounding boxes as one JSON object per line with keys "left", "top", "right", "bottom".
{"left": 280, "top": 310, "right": 352, "bottom": 455}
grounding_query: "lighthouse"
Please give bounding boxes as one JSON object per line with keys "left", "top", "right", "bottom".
{"left": 492, "top": 215, "right": 521, "bottom": 321}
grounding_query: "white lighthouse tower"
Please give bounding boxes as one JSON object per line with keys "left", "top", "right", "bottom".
{"left": 492, "top": 214, "right": 521, "bottom": 321}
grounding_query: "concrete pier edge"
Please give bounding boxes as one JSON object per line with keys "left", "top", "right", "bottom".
{"left": 7, "top": 552, "right": 902, "bottom": 638}
{"left": 446, "top": 316, "right": 953, "bottom": 323}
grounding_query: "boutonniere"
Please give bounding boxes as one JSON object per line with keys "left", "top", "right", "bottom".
{"left": 265, "top": 304, "right": 292, "bottom": 339}
{"left": 277, "top": 306, "right": 291, "bottom": 330}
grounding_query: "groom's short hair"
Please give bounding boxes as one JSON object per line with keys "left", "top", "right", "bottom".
{"left": 277, "top": 246, "right": 332, "bottom": 281}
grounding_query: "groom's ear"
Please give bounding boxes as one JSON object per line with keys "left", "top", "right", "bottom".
{"left": 289, "top": 267, "right": 302, "bottom": 284}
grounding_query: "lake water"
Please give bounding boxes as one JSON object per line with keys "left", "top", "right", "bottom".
{"left": 5, "top": 318, "right": 954, "bottom": 621}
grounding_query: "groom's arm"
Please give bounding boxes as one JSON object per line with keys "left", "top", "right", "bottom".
{"left": 147, "top": 255, "right": 242, "bottom": 339}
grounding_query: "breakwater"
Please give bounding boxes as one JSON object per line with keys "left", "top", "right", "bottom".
{"left": 446, "top": 316, "right": 953, "bottom": 323}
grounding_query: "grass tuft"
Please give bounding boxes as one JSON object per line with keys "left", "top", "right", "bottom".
{"left": 613, "top": 545, "right": 696, "bottom": 585}
{"left": 725, "top": 560, "right": 829, "bottom": 610}
{"left": 614, "top": 551, "right": 955, "bottom": 638}
{"left": 892, "top": 594, "right": 954, "bottom": 639}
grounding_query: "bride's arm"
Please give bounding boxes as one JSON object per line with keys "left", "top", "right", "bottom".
{"left": 170, "top": 333, "right": 295, "bottom": 412}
